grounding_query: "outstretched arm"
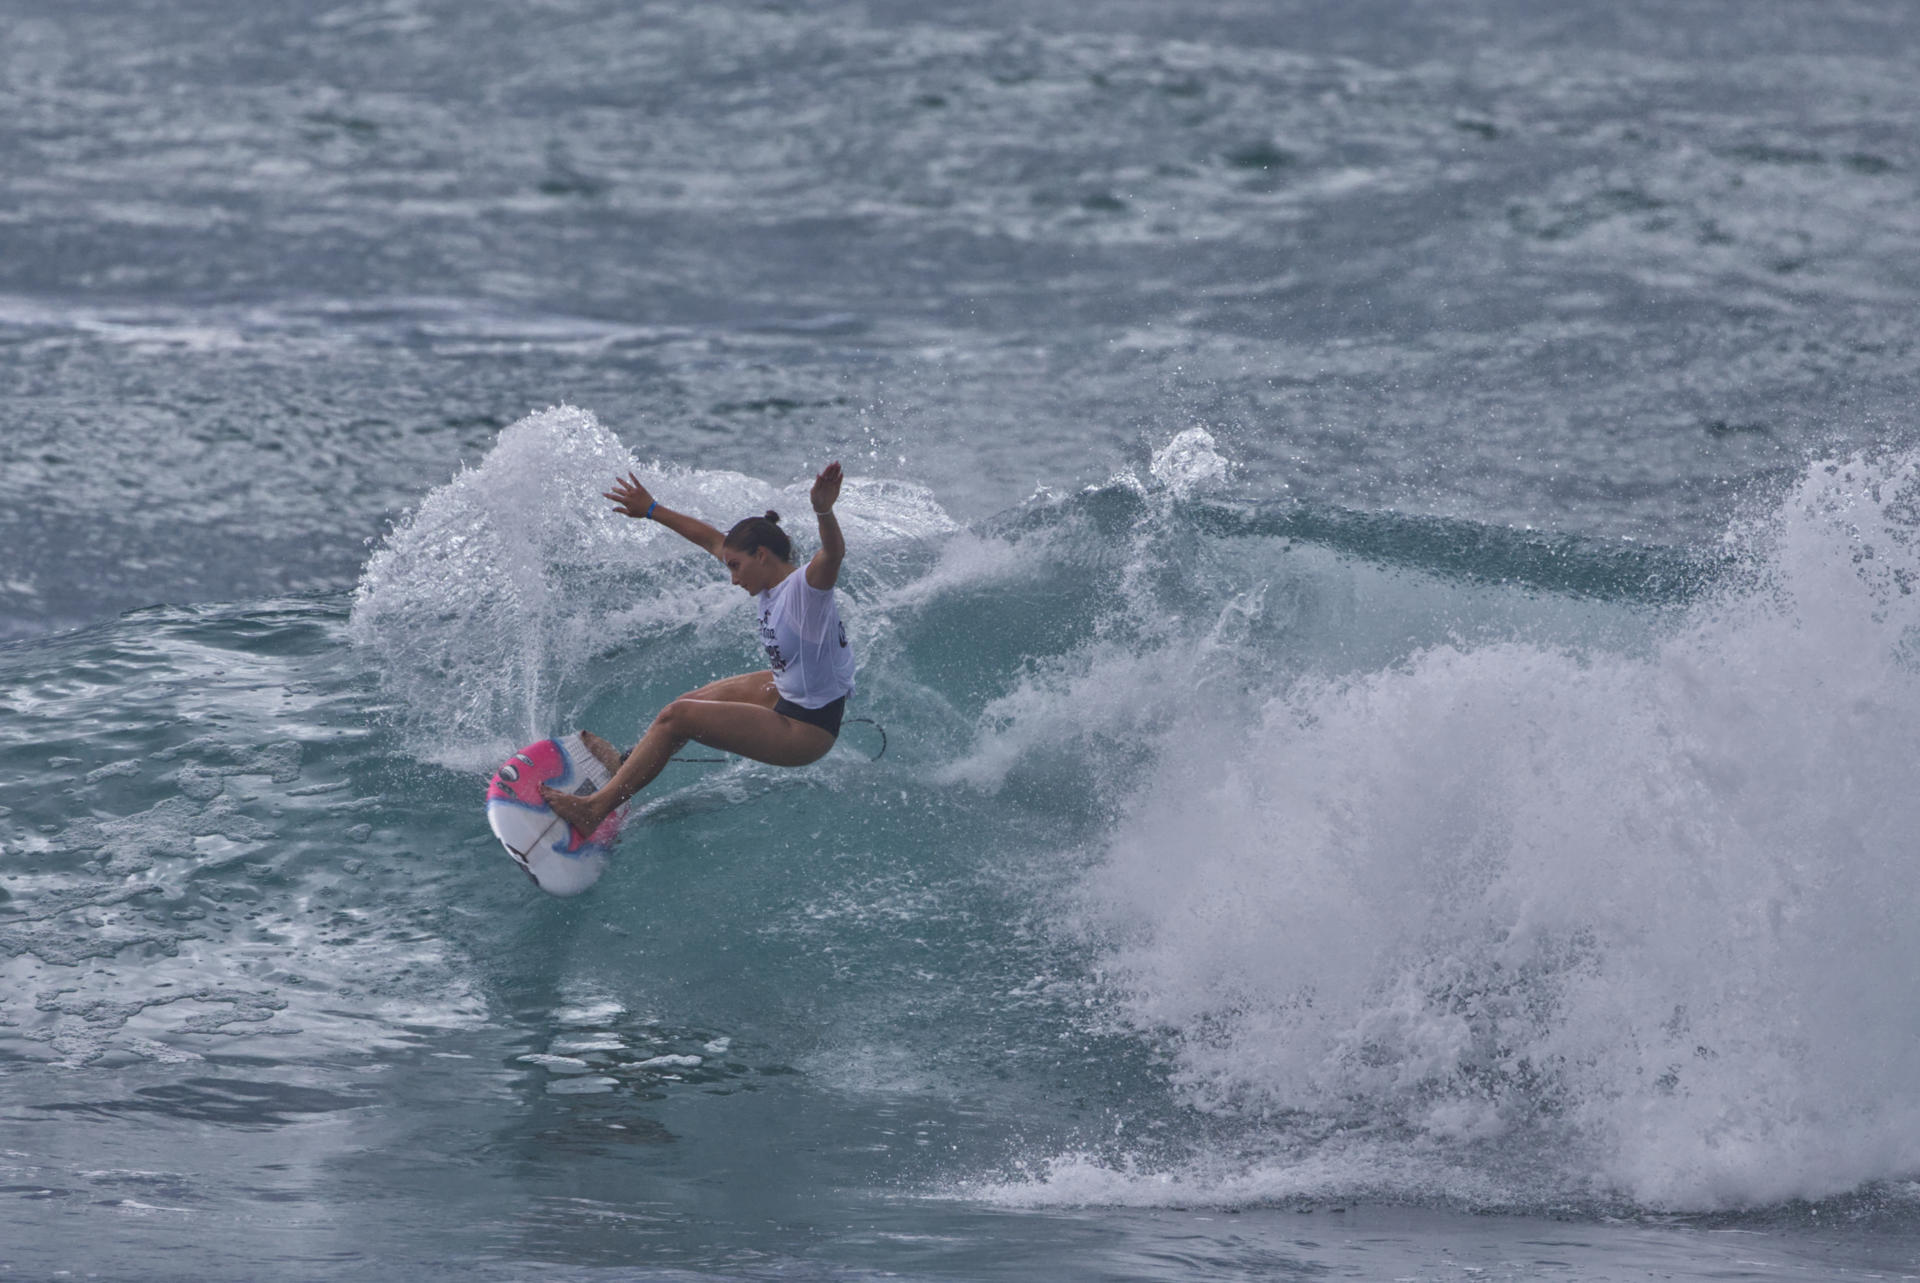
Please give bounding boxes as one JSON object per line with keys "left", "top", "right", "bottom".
{"left": 606, "top": 472, "right": 725, "bottom": 558}
{"left": 805, "top": 461, "right": 845, "bottom": 590}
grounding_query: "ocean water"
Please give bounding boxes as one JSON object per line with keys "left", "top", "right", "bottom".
{"left": 6, "top": 1, "right": 1920, "bottom": 1278}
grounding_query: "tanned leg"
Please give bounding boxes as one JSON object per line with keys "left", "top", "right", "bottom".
{"left": 579, "top": 731, "right": 623, "bottom": 774}
{"left": 573, "top": 672, "right": 776, "bottom": 766}
{"left": 543, "top": 672, "right": 830, "bottom": 833}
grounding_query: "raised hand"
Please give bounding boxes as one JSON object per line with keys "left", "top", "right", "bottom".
{"left": 605, "top": 472, "right": 655, "bottom": 520}
{"left": 810, "top": 461, "right": 843, "bottom": 515}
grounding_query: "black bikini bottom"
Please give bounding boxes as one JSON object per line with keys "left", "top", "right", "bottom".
{"left": 774, "top": 695, "right": 846, "bottom": 737}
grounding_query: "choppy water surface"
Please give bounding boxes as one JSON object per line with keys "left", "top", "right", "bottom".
{"left": 6, "top": 1, "right": 1920, "bottom": 1279}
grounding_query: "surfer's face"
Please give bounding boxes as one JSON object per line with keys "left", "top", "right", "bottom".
{"left": 723, "top": 547, "right": 781, "bottom": 593}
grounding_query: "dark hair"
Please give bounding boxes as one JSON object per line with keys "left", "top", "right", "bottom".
{"left": 722, "top": 510, "right": 792, "bottom": 562}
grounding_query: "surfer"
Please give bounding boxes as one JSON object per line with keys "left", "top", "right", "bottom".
{"left": 541, "top": 462, "right": 856, "bottom": 833}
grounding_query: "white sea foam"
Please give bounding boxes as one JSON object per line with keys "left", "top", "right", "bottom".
{"left": 546, "top": 1076, "right": 620, "bottom": 1095}
{"left": 349, "top": 405, "right": 958, "bottom": 768}
{"left": 1149, "top": 426, "right": 1232, "bottom": 495}
{"left": 519, "top": 1054, "right": 592, "bottom": 1073}
{"left": 633, "top": 1054, "right": 704, "bottom": 1069}
{"left": 989, "top": 454, "right": 1920, "bottom": 1211}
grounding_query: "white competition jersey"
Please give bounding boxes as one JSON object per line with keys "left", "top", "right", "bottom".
{"left": 756, "top": 568, "right": 856, "bottom": 708}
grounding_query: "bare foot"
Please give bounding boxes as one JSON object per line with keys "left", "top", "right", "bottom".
{"left": 541, "top": 785, "right": 608, "bottom": 836}
{"left": 579, "top": 731, "right": 623, "bottom": 775}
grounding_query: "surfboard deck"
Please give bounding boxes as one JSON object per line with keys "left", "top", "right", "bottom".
{"left": 485, "top": 732, "right": 626, "bottom": 896}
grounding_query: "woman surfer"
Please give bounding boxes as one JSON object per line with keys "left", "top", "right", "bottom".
{"left": 541, "top": 462, "right": 856, "bottom": 834}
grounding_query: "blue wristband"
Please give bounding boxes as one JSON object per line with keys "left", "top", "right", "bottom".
{"left": 644, "top": 500, "right": 657, "bottom": 520}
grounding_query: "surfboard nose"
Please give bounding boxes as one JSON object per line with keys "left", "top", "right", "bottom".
{"left": 485, "top": 745, "right": 565, "bottom": 806}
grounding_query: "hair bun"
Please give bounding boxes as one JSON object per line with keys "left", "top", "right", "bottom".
{"left": 764, "top": 509, "right": 781, "bottom": 525}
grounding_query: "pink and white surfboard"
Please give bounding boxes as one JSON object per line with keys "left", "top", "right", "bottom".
{"left": 485, "top": 732, "right": 626, "bottom": 896}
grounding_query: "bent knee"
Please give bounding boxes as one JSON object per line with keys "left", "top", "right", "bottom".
{"left": 653, "top": 699, "right": 699, "bottom": 733}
